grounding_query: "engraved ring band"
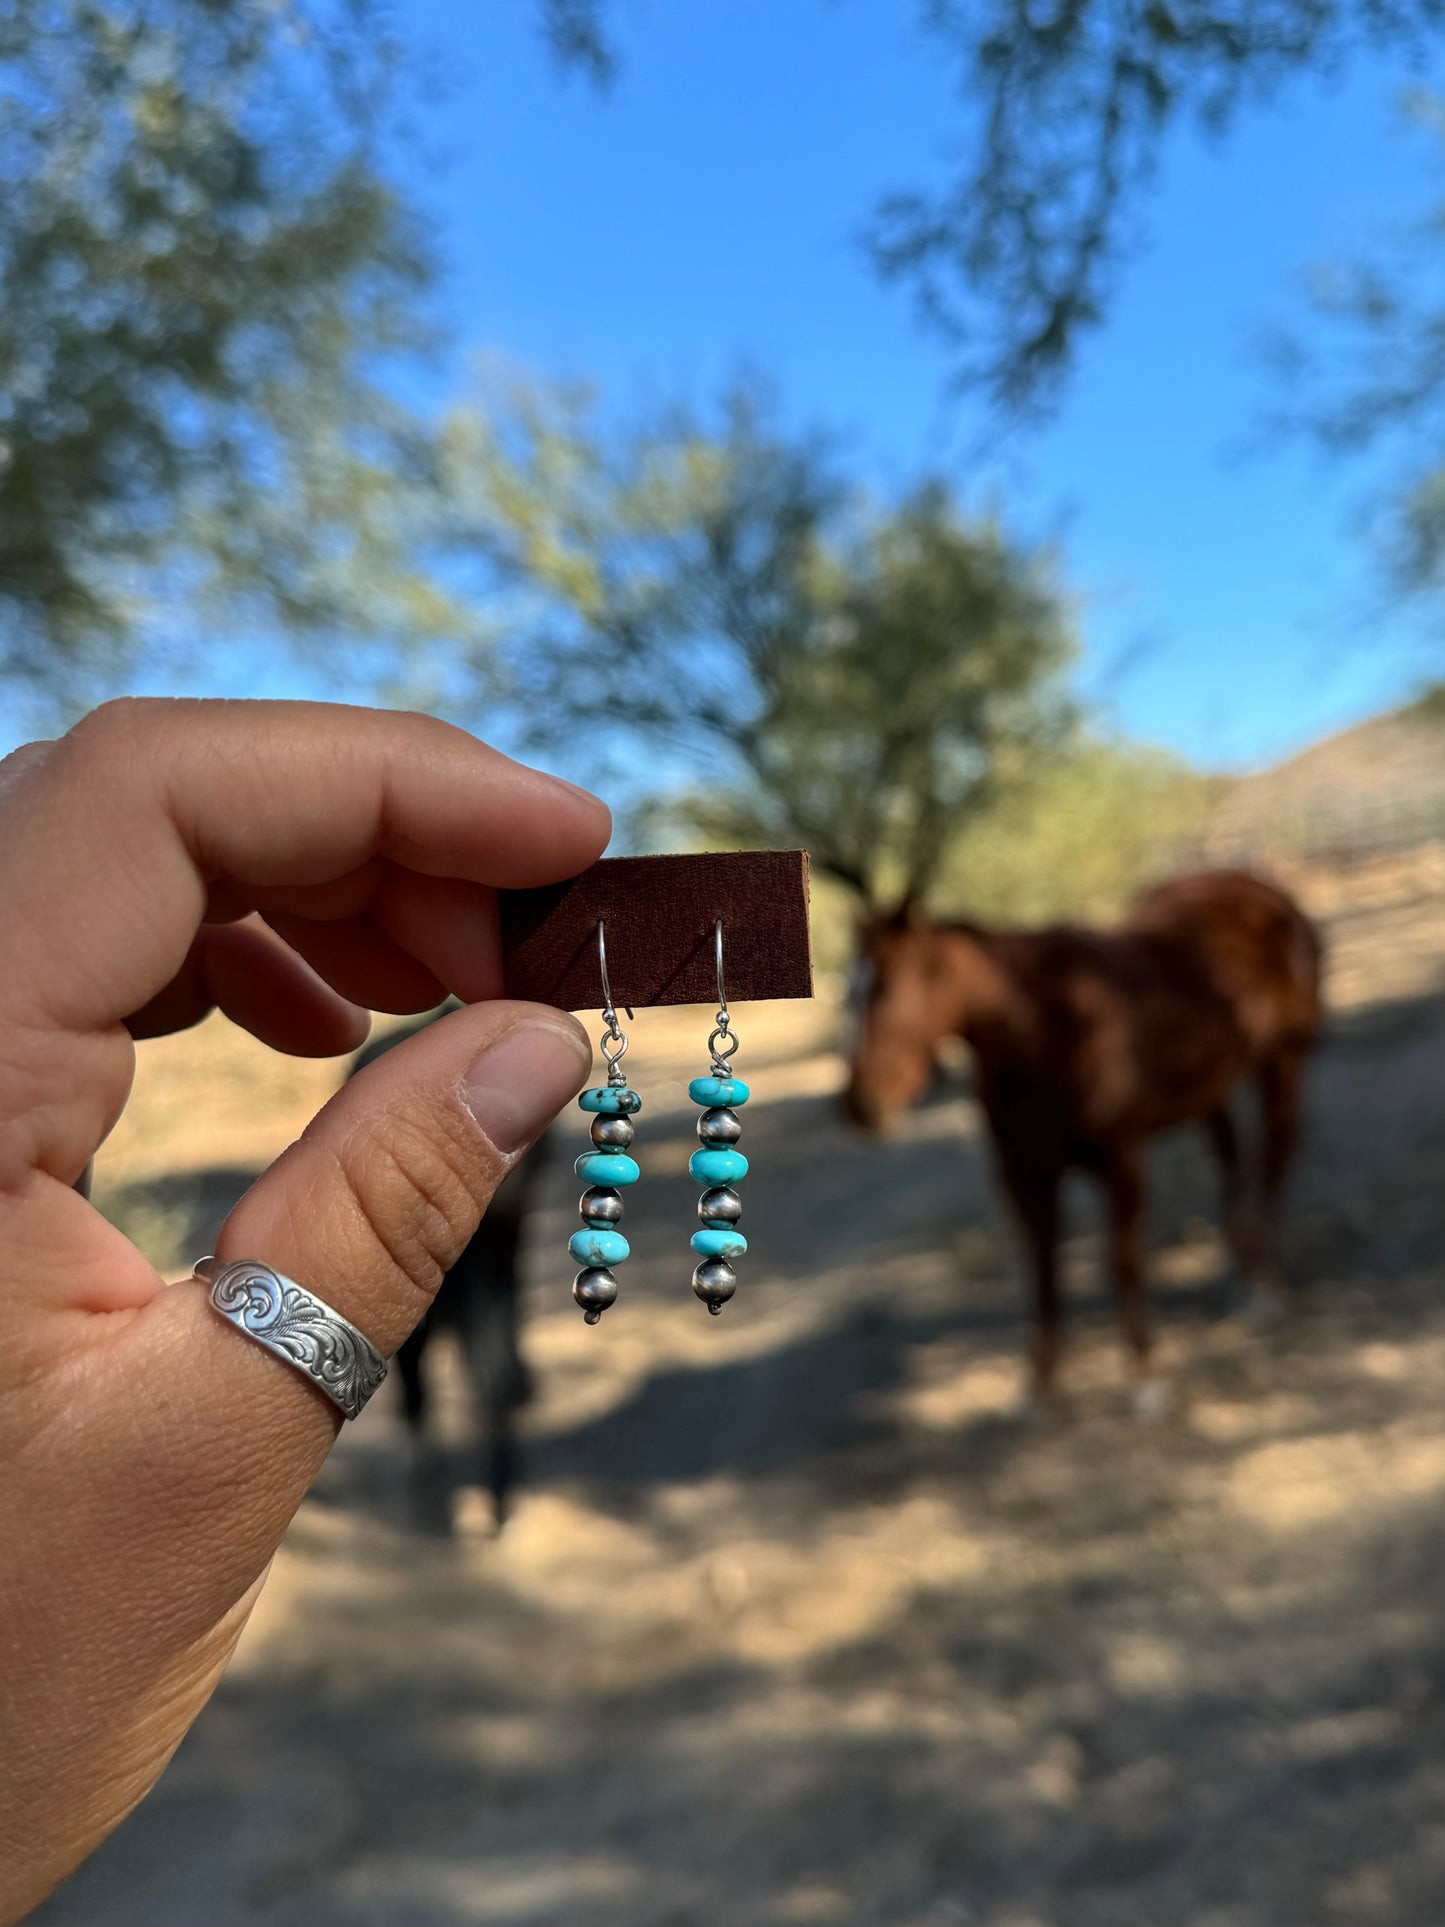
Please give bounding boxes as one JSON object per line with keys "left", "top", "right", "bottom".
{"left": 195, "top": 1256, "right": 389, "bottom": 1421}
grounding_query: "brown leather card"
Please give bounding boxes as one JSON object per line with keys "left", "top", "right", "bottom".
{"left": 499, "top": 851, "right": 812, "bottom": 1012}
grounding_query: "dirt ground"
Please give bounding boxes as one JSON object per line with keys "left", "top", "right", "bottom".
{"left": 35, "top": 878, "right": 1445, "bottom": 1927}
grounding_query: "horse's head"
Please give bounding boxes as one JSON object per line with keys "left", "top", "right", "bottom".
{"left": 843, "top": 907, "right": 962, "bottom": 1134}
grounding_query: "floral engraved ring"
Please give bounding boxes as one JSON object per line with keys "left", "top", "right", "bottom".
{"left": 195, "top": 1256, "right": 388, "bottom": 1421}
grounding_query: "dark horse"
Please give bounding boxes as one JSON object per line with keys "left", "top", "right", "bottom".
{"left": 348, "top": 1013, "right": 550, "bottom": 1524}
{"left": 846, "top": 871, "right": 1323, "bottom": 1402}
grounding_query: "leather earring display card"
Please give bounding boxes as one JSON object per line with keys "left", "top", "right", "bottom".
{"left": 499, "top": 851, "right": 812, "bottom": 1012}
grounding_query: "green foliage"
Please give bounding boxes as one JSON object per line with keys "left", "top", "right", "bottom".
{"left": 932, "top": 738, "right": 1216, "bottom": 925}
{"left": 0, "top": 0, "right": 469, "bottom": 704}
{"left": 460, "top": 379, "right": 1077, "bottom": 907}
{"left": 1408, "top": 680, "right": 1445, "bottom": 721}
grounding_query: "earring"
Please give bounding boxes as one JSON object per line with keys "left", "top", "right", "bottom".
{"left": 570, "top": 921, "right": 641, "bottom": 1324}
{"left": 689, "top": 919, "right": 749, "bottom": 1315}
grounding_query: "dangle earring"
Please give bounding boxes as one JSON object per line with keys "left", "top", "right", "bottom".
{"left": 688, "top": 920, "right": 750, "bottom": 1315}
{"left": 570, "top": 921, "right": 642, "bottom": 1324}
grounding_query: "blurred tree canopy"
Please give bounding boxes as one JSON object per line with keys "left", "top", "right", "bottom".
{"left": 456, "top": 382, "right": 1076, "bottom": 907}
{"left": 797, "top": 735, "right": 1214, "bottom": 968}
{"left": 543, "top": 0, "right": 1445, "bottom": 413}
{"left": 0, "top": 0, "right": 466, "bottom": 704}
{"left": 1271, "top": 94, "right": 1445, "bottom": 615}
{"left": 936, "top": 737, "right": 1215, "bottom": 925}
{"left": 537, "top": 0, "right": 614, "bottom": 84}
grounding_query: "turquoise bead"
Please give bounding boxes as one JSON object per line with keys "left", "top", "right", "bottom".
{"left": 575, "top": 1151, "right": 640, "bottom": 1187}
{"left": 569, "top": 1227, "right": 630, "bottom": 1268}
{"left": 689, "top": 1146, "right": 748, "bottom": 1186}
{"left": 578, "top": 1087, "right": 642, "bottom": 1115}
{"left": 688, "top": 1075, "right": 749, "bottom": 1108}
{"left": 691, "top": 1227, "right": 747, "bottom": 1260}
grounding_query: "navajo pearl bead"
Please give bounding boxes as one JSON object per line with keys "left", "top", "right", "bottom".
{"left": 590, "top": 1113, "right": 636, "bottom": 1150}
{"left": 697, "top": 1185, "right": 742, "bottom": 1224}
{"left": 580, "top": 1185, "right": 625, "bottom": 1225}
{"left": 696, "top": 1106, "right": 742, "bottom": 1145}
{"left": 574, "top": 1266, "right": 619, "bottom": 1323}
{"left": 692, "top": 1256, "right": 737, "bottom": 1313}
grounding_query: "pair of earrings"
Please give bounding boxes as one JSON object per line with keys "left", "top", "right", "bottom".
{"left": 569, "top": 920, "right": 750, "bottom": 1324}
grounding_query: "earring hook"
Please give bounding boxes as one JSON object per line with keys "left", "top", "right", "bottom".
{"left": 597, "top": 921, "right": 633, "bottom": 1024}
{"left": 708, "top": 918, "right": 739, "bottom": 1069}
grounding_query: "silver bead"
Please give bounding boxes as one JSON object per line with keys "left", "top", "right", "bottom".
{"left": 698, "top": 1185, "right": 742, "bottom": 1225}
{"left": 697, "top": 1106, "right": 742, "bottom": 1145}
{"left": 574, "top": 1266, "right": 619, "bottom": 1323}
{"left": 692, "top": 1257, "right": 736, "bottom": 1314}
{"left": 580, "top": 1186, "right": 624, "bottom": 1224}
{"left": 590, "top": 1113, "right": 636, "bottom": 1150}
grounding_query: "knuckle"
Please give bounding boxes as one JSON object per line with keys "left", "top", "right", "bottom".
{"left": 66, "top": 696, "right": 217, "bottom": 766}
{"left": 66, "top": 695, "right": 154, "bottom": 751}
{"left": 61, "top": 698, "right": 178, "bottom": 783}
{"left": 331, "top": 1105, "right": 495, "bottom": 1307}
{"left": 0, "top": 738, "right": 57, "bottom": 793}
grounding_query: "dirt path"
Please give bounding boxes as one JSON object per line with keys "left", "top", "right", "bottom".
{"left": 37, "top": 899, "right": 1445, "bottom": 1927}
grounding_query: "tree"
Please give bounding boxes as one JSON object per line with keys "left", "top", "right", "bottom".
{"left": 0, "top": 0, "right": 469, "bottom": 707}
{"left": 454, "top": 381, "right": 1076, "bottom": 907}
{"left": 1270, "top": 93, "right": 1445, "bottom": 616}
{"left": 541, "top": 0, "right": 1445, "bottom": 413}
{"left": 537, "top": 0, "right": 614, "bottom": 84}
{"left": 936, "top": 737, "right": 1215, "bottom": 924}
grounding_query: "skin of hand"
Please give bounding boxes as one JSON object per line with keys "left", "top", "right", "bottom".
{"left": 0, "top": 699, "right": 610, "bottom": 1922}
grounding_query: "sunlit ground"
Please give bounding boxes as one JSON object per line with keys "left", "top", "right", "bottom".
{"left": 39, "top": 861, "right": 1445, "bottom": 1927}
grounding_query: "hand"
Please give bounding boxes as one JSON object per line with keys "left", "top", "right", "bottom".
{"left": 0, "top": 699, "right": 609, "bottom": 1921}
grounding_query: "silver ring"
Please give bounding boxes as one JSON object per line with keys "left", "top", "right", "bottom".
{"left": 196, "top": 1256, "right": 388, "bottom": 1421}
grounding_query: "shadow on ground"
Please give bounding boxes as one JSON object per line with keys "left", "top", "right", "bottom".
{"left": 43, "top": 987, "right": 1445, "bottom": 1926}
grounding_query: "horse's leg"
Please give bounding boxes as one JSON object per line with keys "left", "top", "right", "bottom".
{"left": 496, "top": 1257, "right": 533, "bottom": 1411}
{"left": 459, "top": 1226, "right": 526, "bottom": 1530}
{"left": 1256, "top": 1044, "right": 1308, "bottom": 1292}
{"left": 395, "top": 1320, "right": 428, "bottom": 1435}
{"left": 1104, "top": 1143, "right": 1160, "bottom": 1407}
{"left": 1001, "top": 1156, "right": 1064, "bottom": 1400}
{"left": 1204, "top": 1101, "right": 1261, "bottom": 1301}
{"left": 488, "top": 1262, "right": 529, "bottom": 1529}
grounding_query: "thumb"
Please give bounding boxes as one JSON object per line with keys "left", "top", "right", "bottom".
{"left": 221, "top": 999, "right": 590, "bottom": 1367}
{"left": 132, "top": 1001, "right": 590, "bottom": 1595}
{"left": 10, "top": 1002, "right": 592, "bottom": 1913}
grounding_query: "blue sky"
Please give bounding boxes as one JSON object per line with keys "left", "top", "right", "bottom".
{"left": 381, "top": 0, "right": 1443, "bottom": 770}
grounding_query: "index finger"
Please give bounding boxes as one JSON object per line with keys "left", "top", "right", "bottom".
{"left": 0, "top": 698, "right": 609, "bottom": 1182}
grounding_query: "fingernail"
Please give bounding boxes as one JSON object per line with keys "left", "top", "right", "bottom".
{"left": 551, "top": 772, "right": 612, "bottom": 819}
{"left": 463, "top": 1023, "right": 591, "bottom": 1154}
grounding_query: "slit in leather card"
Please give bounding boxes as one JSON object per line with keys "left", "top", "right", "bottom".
{"left": 499, "top": 851, "right": 812, "bottom": 1012}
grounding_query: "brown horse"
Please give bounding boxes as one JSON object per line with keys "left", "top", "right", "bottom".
{"left": 846, "top": 871, "right": 1323, "bottom": 1401}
